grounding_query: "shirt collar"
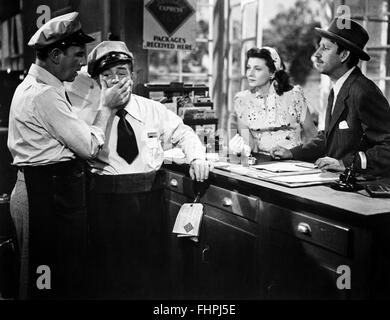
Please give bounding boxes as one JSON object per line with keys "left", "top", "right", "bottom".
{"left": 124, "top": 94, "right": 145, "bottom": 124}
{"left": 332, "top": 66, "right": 356, "bottom": 96}
{"left": 28, "top": 63, "right": 65, "bottom": 91}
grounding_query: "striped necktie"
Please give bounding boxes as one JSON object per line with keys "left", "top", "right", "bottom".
{"left": 324, "top": 88, "right": 334, "bottom": 132}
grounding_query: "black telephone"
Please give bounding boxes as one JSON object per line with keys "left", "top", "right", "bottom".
{"left": 331, "top": 133, "right": 366, "bottom": 192}
{"left": 365, "top": 184, "right": 390, "bottom": 198}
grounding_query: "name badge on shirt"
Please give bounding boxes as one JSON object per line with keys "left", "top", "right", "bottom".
{"left": 147, "top": 130, "right": 159, "bottom": 148}
{"left": 148, "top": 131, "right": 158, "bottom": 138}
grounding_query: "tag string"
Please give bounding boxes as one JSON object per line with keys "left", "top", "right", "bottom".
{"left": 194, "top": 192, "right": 201, "bottom": 203}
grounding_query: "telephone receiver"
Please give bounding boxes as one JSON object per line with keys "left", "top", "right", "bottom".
{"left": 330, "top": 165, "right": 364, "bottom": 192}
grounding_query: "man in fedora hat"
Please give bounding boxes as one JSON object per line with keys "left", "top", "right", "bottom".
{"left": 7, "top": 12, "right": 130, "bottom": 299}
{"left": 85, "top": 41, "right": 211, "bottom": 299}
{"left": 271, "top": 17, "right": 390, "bottom": 177}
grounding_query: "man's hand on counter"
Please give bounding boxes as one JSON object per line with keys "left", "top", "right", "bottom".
{"left": 270, "top": 146, "right": 293, "bottom": 160}
{"left": 315, "top": 157, "right": 345, "bottom": 172}
{"left": 189, "top": 159, "right": 214, "bottom": 182}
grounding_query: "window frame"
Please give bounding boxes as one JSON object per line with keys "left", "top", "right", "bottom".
{"left": 226, "top": 0, "right": 262, "bottom": 111}
{"left": 350, "top": 0, "right": 390, "bottom": 94}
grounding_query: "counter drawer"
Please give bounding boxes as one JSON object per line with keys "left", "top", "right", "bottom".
{"left": 164, "top": 171, "right": 195, "bottom": 198}
{"left": 202, "top": 185, "right": 259, "bottom": 222}
{"left": 264, "top": 202, "right": 350, "bottom": 257}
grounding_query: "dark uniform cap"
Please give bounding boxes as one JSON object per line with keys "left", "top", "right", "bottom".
{"left": 87, "top": 41, "right": 134, "bottom": 77}
{"left": 28, "top": 12, "right": 94, "bottom": 49}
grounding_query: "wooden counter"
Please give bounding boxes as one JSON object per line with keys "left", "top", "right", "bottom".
{"left": 162, "top": 163, "right": 390, "bottom": 300}
{"left": 212, "top": 167, "right": 390, "bottom": 218}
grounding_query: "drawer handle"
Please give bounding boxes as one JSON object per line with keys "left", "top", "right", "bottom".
{"left": 297, "top": 222, "right": 311, "bottom": 235}
{"left": 222, "top": 197, "right": 233, "bottom": 207}
{"left": 0, "top": 238, "right": 13, "bottom": 248}
{"left": 170, "top": 179, "right": 178, "bottom": 188}
{"left": 202, "top": 245, "right": 210, "bottom": 263}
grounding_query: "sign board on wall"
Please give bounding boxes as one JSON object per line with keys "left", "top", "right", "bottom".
{"left": 143, "top": 0, "right": 196, "bottom": 51}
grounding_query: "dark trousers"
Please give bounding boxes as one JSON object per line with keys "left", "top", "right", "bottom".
{"left": 23, "top": 160, "right": 88, "bottom": 300}
{"left": 87, "top": 171, "right": 169, "bottom": 300}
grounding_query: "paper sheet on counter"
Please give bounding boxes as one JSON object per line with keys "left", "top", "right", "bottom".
{"left": 252, "top": 161, "right": 320, "bottom": 173}
{"left": 213, "top": 161, "right": 339, "bottom": 187}
{"left": 265, "top": 171, "right": 339, "bottom": 187}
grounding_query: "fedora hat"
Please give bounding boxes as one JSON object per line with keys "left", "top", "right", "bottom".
{"left": 315, "top": 17, "right": 370, "bottom": 61}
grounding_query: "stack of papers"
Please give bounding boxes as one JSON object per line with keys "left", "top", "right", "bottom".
{"left": 252, "top": 162, "right": 321, "bottom": 174}
{"left": 213, "top": 160, "right": 339, "bottom": 187}
{"left": 266, "top": 171, "right": 339, "bottom": 187}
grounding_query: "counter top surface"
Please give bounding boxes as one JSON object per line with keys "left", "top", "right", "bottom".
{"left": 164, "top": 161, "right": 390, "bottom": 219}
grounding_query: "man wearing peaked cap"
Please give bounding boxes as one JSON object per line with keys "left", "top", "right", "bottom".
{"left": 87, "top": 41, "right": 134, "bottom": 77}
{"left": 7, "top": 12, "right": 131, "bottom": 299}
{"left": 27, "top": 11, "right": 97, "bottom": 83}
{"left": 85, "top": 41, "right": 212, "bottom": 299}
{"left": 28, "top": 11, "right": 94, "bottom": 50}
{"left": 271, "top": 17, "right": 390, "bottom": 178}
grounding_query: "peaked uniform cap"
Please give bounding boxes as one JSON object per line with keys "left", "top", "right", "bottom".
{"left": 87, "top": 41, "right": 134, "bottom": 77}
{"left": 28, "top": 12, "right": 94, "bottom": 49}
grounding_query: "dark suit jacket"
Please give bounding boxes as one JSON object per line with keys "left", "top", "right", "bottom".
{"left": 291, "top": 67, "right": 390, "bottom": 177}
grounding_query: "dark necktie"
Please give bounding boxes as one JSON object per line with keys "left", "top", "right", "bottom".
{"left": 324, "top": 88, "right": 334, "bottom": 132}
{"left": 116, "top": 109, "right": 139, "bottom": 164}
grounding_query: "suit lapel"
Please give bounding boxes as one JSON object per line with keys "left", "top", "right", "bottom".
{"left": 326, "top": 68, "right": 361, "bottom": 136}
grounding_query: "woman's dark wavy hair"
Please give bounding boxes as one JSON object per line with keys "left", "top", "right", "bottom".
{"left": 246, "top": 47, "right": 293, "bottom": 95}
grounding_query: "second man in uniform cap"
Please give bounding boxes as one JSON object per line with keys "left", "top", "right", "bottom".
{"left": 86, "top": 40, "right": 212, "bottom": 299}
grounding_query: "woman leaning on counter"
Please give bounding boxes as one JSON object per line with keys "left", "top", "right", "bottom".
{"left": 229, "top": 47, "right": 317, "bottom": 157}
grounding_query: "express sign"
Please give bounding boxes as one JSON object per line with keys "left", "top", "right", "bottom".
{"left": 143, "top": 0, "right": 196, "bottom": 51}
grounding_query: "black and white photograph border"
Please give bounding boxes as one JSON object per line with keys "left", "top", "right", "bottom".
{"left": 1, "top": 0, "right": 390, "bottom": 310}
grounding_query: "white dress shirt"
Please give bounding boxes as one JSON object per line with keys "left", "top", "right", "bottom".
{"left": 7, "top": 64, "right": 105, "bottom": 166}
{"left": 331, "top": 66, "right": 356, "bottom": 113}
{"left": 89, "top": 94, "right": 206, "bottom": 175}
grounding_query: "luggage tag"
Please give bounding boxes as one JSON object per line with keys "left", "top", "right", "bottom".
{"left": 172, "top": 192, "right": 203, "bottom": 243}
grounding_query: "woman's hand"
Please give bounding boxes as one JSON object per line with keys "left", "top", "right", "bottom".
{"left": 229, "top": 134, "right": 251, "bottom": 156}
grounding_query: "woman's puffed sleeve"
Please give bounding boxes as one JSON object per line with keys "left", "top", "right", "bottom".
{"left": 289, "top": 85, "right": 308, "bottom": 125}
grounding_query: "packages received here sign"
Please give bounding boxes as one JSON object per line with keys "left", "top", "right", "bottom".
{"left": 143, "top": 0, "right": 196, "bottom": 51}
